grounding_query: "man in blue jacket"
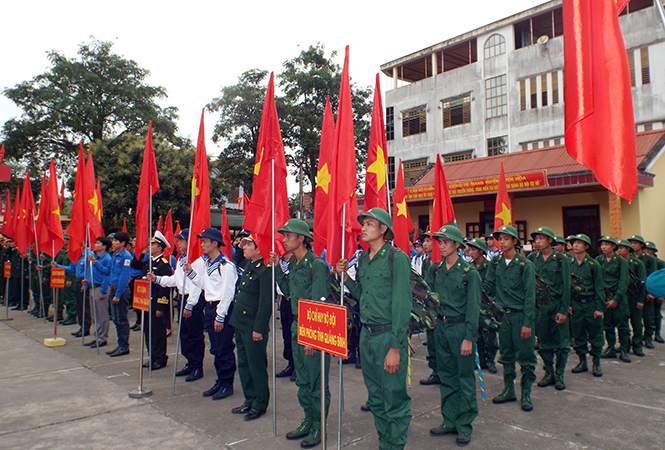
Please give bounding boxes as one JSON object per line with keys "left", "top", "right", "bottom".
{"left": 107, "top": 232, "right": 133, "bottom": 357}
{"left": 82, "top": 236, "right": 112, "bottom": 348}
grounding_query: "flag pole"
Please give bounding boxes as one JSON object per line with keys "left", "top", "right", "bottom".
{"left": 385, "top": 164, "right": 391, "bottom": 217}
{"left": 271, "top": 158, "right": 277, "bottom": 437}
{"left": 32, "top": 216, "right": 47, "bottom": 323}
{"left": 172, "top": 178, "right": 197, "bottom": 396}
{"left": 20, "top": 258, "right": 25, "bottom": 312}
{"left": 336, "top": 203, "right": 347, "bottom": 449}
{"left": 81, "top": 240, "right": 88, "bottom": 345}
{"left": 87, "top": 224, "right": 100, "bottom": 355}
{"left": 655, "top": 0, "right": 665, "bottom": 31}
{"left": 148, "top": 186, "right": 153, "bottom": 378}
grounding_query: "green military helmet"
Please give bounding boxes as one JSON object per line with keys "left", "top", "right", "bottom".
{"left": 565, "top": 235, "right": 575, "bottom": 242}
{"left": 554, "top": 235, "right": 567, "bottom": 246}
{"left": 570, "top": 233, "right": 591, "bottom": 247}
{"left": 432, "top": 226, "right": 465, "bottom": 248}
{"left": 357, "top": 207, "right": 394, "bottom": 240}
{"left": 466, "top": 237, "right": 488, "bottom": 254}
{"left": 63, "top": 233, "right": 70, "bottom": 240}
{"left": 493, "top": 225, "right": 521, "bottom": 246}
{"left": 278, "top": 219, "right": 313, "bottom": 242}
{"left": 628, "top": 234, "right": 646, "bottom": 245}
{"left": 645, "top": 241, "right": 658, "bottom": 251}
{"left": 531, "top": 226, "right": 555, "bottom": 240}
{"left": 597, "top": 235, "right": 618, "bottom": 248}
{"left": 421, "top": 231, "right": 431, "bottom": 239}
{"left": 617, "top": 239, "right": 633, "bottom": 251}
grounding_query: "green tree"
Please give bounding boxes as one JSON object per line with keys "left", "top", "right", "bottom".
{"left": 279, "top": 43, "right": 372, "bottom": 197}
{"left": 2, "top": 38, "right": 179, "bottom": 175}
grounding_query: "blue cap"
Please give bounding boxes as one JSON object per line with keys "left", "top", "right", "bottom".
{"left": 175, "top": 228, "right": 190, "bottom": 241}
{"left": 197, "top": 227, "right": 225, "bottom": 246}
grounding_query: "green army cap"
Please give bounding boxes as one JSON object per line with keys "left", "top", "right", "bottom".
{"left": 466, "top": 237, "right": 488, "bottom": 254}
{"left": 645, "top": 241, "right": 658, "bottom": 251}
{"left": 570, "top": 233, "right": 591, "bottom": 247}
{"left": 421, "top": 231, "right": 431, "bottom": 239}
{"left": 566, "top": 235, "right": 575, "bottom": 242}
{"left": 493, "top": 225, "right": 520, "bottom": 245}
{"left": 432, "top": 226, "right": 465, "bottom": 248}
{"left": 357, "top": 207, "right": 394, "bottom": 240}
{"left": 278, "top": 219, "right": 313, "bottom": 242}
{"left": 617, "top": 239, "right": 633, "bottom": 251}
{"left": 554, "top": 235, "right": 566, "bottom": 245}
{"left": 63, "top": 233, "right": 70, "bottom": 240}
{"left": 531, "top": 226, "right": 555, "bottom": 240}
{"left": 628, "top": 234, "right": 646, "bottom": 245}
{"left": 597, "top": 235, "right": 618, "bottom": 247}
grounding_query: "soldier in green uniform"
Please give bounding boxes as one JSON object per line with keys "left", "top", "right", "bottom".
{"left": 554, "top": 235, "right": 567, "bottom": 255}
{"left": 485, "top": 225, "right": 537, "bottom": 412}
{"left": 30, "top": 249, "right": 53, "bottom": 319}
{"left": 426, "top": 227, "right": 480, "bottom": 447}
{"left": 644, "top": 241, "right": 664, "bottom": 343}
{"left": 617, "top": 240, "right": 647, "bottom": 357}
{"left": 56, "top": 236, "right": 78, "bottom": 325}
{"left": 569, "top": 234, "right": 605, "bottom": 377}
{"left": 628, "top": 235, "right": 658, "bottom": 349}
{"left": 9, "top": 242, "right": 29, "bottom": 310}
{"left": 271, "top": 219, "right": 332, "bottom": 449}
{"left": 528, "top": 227, "right": 571, "bottom": 391}
{"left": 466, "top": 238, "right": 497, "bottom": 374}
{"left": 419, "top": 230, "right": 440, "bottom": 386}
{"left": 336, "top": 208, "right": 412, "bottom": 450}
{"left": 596, "top": 236, "right": 631, "bottom": 362}
{"left": 229, "top": 235, "right": 273, "bottom": 421}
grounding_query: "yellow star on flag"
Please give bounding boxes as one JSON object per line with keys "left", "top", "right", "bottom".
{"left": 254, "top": 147, "right": 265, "bottom": 176}
{"left": 396, "top": 198, "right": 408, "bottom": 217}
{"left": 366, "top": 145, "right": 386, "bottom": 190}
{"left": 316, "top": 163, "right": 331, "bottom": 194}
{"left": 495, "top": 202, "right": 511, "bottom": 225}
{"left": 88, "top": 191, "right": 99, "bottom": 215}
{"left": 52, "top": 207, "right": 61, "bottom": 219}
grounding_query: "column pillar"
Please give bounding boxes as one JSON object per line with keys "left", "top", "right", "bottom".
{"left": 432, "top": 53, "right": 438, "bottom": 76}
{"left": 393, "top": 67, "right": 398, "bottom": 89}
{"left": 609, "top": 192, "right": 622, "bottom": 238}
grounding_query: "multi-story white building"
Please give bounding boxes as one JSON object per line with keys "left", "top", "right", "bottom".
{"left": 380, "top": 0, "right": 665, "bottom": 246}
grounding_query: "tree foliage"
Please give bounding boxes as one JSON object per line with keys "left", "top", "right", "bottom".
{"left": 2, "top": 38, "right": 179, "bottom": 175}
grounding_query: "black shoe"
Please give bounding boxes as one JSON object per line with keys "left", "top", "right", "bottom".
{"left": 11, "top": 305, "right": 22, "bottom": 311}
{"left": 633, "top": 347, "right": 645, "bottom": 357}
{"left": 83, "top": 340, "right": 98, "bottom": 347}
{"left": 185, "top": 368, "right": 203, "bottom": 382}
{"left": 175, "top": 365, "right": 192, "bottom": 377}
{"left": 72, "top": 330, "right": 82, "bottom": 337}
{"left": 290, "top": 372, "right": 297, "bottom": 382}
{"left": 244, "top": 408, "right": 266, "bottom": 421}
{"left": 106, "top": 346, "right": 120, "bottom": 355}
{"left": 355, "top": 360, "right": 362, "bottom": 369}
{"left": 360, "top": 404, "right": 370, "bottom": 412}
{"left": 342, "top": 357, "right": 357, "bottom": 365}
{"left": 130, "top": 323, "right": 141, "bottom": 331}
{"left": 211, "top": 385, "right": 233, "bottom": 400}
{"left": 276, "top": 365, "right": 294, "bottom": 378}
{"left": 232, "top": 404, "right": 252, "bottom": 415}
{"left": 644, "top": 339, "right": 655, "bottom": 349}
{"left": 655, "top": 335, "right": 665, "bottom": 344}
{"left": 148, "top": 361, "right": 166, "bottom": 371}
{"left": 203, "top": 381, "right": 223, "bottom": 397}
{"left": 62, "top": 316, "right": 78, "bottom": 326}
{"left": 486, "top": 363, "right": 498, "bottom": 374}
{"left": 619, "top": 351, "right": 632, "bottom": 363}
{"left": 109, "top": 348, "right": 130, "bottom": 357}
{"left": 420, "top": 373, "right": 441, "bottom": 385}
{"left": 456, "top": 432, "right": 471, "bottom": 446}
{"left": 88, "top": 341, "right": 107, "bottom": 348}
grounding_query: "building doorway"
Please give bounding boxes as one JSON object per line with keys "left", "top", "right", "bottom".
{"left": 562, "top": 205, "right": 601, "bottom": 257}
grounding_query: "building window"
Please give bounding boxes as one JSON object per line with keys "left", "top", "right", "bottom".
{"left": 541, "top": 74, "right": 548, "bottom": 107}
{"left": 387, "top": 156, "right": 395, "bottom": 189}
{"left": 442, "top": 95, "right": 471, "bottom": 128}
{"left": 466, "top": 223, "right": 481, "bottom": 238}
{"left": 641, "top": 47, "right": 650, "bottom": 85}
{"left": 386, "top": 106, "right": 394, "bottom": 141}
{"left": 487, "top": 136, "right": 508, "bottom": 156}
{"left": 529, "top": 77, "right": 537, "bottom": 109}
{"left": 514, "top": 7, "right": 563, "bottom": 50}
{"left": 484, "top": 34, "right": 506, "bottom": 59}
{"left": 519, "top": 80, "right": 526, "bottom": 111}
{"left": 486, "top": 75, "right": 507, "bottom": 118}
{"left": 552, "top": 72, "right": 559, "bottom": 104}
{"left": 403, "top": 158, "right": 429, "bottom": 185}
{"left": 443, "top": 151, "right": 473, "bottom": 163}
{"left": 628, "top": 50, "right": 636, "bottom": 86}
{"left": 516, "top": 221, "right": 527, "bottom": 244}
{"left": 402, "top": 105, "right": 427, "bottom": 137}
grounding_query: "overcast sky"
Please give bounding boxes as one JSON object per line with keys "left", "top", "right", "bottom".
{"left": 0, "top": 0, "right": 543, "bottom": 191}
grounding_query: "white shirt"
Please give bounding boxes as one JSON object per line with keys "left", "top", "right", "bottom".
{"left": 187, "top": 253, "right": 237, "bottom": 323}
{"left": 155, "top": 254, "right": 202, "bottom": 310}
{"left": 411, "top": 253, "right": 426, "bottom": 275}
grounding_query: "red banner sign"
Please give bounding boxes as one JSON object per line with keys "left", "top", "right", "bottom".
{"left": 50, "top": 268, "right": 65, "bottom": 289}
{"left": 132, "top": 279, "right": 151, "bottom": 312}
{"left": 405, "top": 171, "right": 548, "bottom": 200}
{"left": 3, "top": 261, "right": 10, "bottom": 278}
{"left": 297, "top": 299, "right": 348, "bottom": 358}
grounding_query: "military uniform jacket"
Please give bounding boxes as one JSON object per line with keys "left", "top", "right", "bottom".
{"left": 484, "top": 253, "right": 537, "bottom": 327}
{"left": 527, "top": 250, "right": 571, "bottom": 316}
{"left": 274, "top": 250, "right": 331, "bottom": 315}
{"left": 637, "top": 252, "right": 657, "bottom": 277}
{"left": 9, "top": 248, "right": 26, "bottom": 278}
{"left": 474, "top": 259, "right": 489, "bottom": 281}
{"left": 595, "top": 254, "right": 629, "bottom": 301}
{"left": 570, "top": 254, "right": 605, "bottom": 311}
{"left": 229, "top": 258, "right": 272, "bottom": 335}
{"left": 425, "top": 257, "right": 481, "bottom": 342}
{"left": 627, "top": 255, "right": 647, "bottom": 303}
{"left": 345, "top": 243, "right": 412, "bottom": 349}
{"left": 55, "top": 249, "right": 76, "bottom": 284}
{"left": 131, "top": 254, "right": 172, "bottom": 314}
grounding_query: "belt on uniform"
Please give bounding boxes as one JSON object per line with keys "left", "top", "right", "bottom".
{"left": 363, "top": 324, "right": 392, "bottom": 334}
{"left": 504, "top": 308, "right": 523, "bottom": 314}
{"left": 574, "top": 297, "right": 593, "bottom": 304}
{"left": 437, "top": 314, "right": 465, "bottom": 324}
{"left": 93, "top": 284, "right": 101, "bottom": 287}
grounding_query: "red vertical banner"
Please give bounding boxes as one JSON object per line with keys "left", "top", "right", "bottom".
{"left": 132, "top": 279, "right": 151, "bottom": 311}
{"left": 392, "top": 160, "right": 413, "bottom": 254}
{"left": 494, "top": 161, "right": 512, "bottom": 230}
{"left": 364, "top": 74, "right": 388, "bottom": 211}
{"left": 313, "top": 96, "right": 335, "bottom": 257}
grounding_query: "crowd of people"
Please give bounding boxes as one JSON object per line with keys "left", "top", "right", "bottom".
{"left": 1, "top": 211, "right": 663, "bottom": 449}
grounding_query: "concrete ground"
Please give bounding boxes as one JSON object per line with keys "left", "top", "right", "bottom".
{"left": 1, "top": 305, "right": 664, "bottom": 450}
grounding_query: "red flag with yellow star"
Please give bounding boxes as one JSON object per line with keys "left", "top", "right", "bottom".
{"left": 162, "top": 209, "right": 174, "bottom": 259}
{"left": 38, "top": 159, "right": 64, "bottom": 257}
{"left": 136, "top": 121, "right": 160, "bottom": 260}
{"left": 1, "top": 189, "right": 12, "bottom": 237}
{"left": 494, "top": 162, "right": 512, "bottom": 230}
{"left": 392, "top": 160, "right": 413, "bottom": 254}
{"left": 313, "top": 96, "right": 335, "bottom": 257}
{"left": 65, "top": 145, "right": 87, "bottom": 262}
{"left": 220, "top": 205, "right": 233, "bottom": 261}
{"left": 15, "top": 171, "right": 37, "bottom": 256}
{"left": 84, "top": 151, "right": 103, "bottom": 241}
{"left": 188, "top": 111, "right": 211, "bottom": 263}
{"left": 243, "top": 72, "right": 289, "bottom": 261}
{"left": 431, "top": 154, "right": 455, "bottom": 263}
{"left": 364, "top": 74, "right": 388, "bottom": 211}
